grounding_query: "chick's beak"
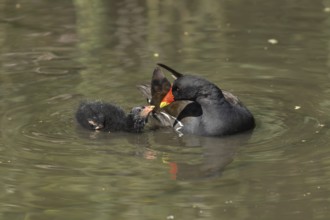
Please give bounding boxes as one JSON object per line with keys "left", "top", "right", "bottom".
{"left": 160, "top": 87, "right": 174, "bottom": 108}
{"left": 140, "top": 105, "right": 155, "bottom": 117}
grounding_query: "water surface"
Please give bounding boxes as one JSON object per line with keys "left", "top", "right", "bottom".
{"left": 1, "top": 0, "right": 330, "bottom": 219}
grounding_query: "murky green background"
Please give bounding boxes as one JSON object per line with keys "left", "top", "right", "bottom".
{"left": 1, "top": 0, "right": 330, "bottom": 219}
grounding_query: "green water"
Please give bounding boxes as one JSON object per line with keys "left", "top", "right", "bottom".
{"left": 1, "top": 0, "right": 330, "bottom": 219}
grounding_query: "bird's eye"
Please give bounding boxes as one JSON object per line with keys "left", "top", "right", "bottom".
{"left": 131, "top": 107, "right": 142, "bottom": 114}
{"left": 172, "top": 86, "right": 180, "bottom": 92}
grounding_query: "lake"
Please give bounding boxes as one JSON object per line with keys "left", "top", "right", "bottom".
{"left": 1, "top": 0, "right": 330, "bottom": 219}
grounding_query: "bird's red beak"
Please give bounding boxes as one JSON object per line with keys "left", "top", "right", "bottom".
{"left": 160, "top": 87, "right": 174, "bottom": 108}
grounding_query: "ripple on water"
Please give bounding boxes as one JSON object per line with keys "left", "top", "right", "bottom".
{"left": 1, "top": 83, "right": 326, "bottom": 180}
{"left": 247, "top": 92, "right": 288, "bottom": 145}
{"left": 241, "top": 86, "right": 328, "bottom": 164}
{"left": 0, "top": 99, "right": 150, "bottom": 163}
{"left": 0, "top": 88, "right": 289, "bottom": 160}
{"left": 2, "top": 51, "right": 84, "bottom": 76}
{"left": 1, "top": 101, "right": 79, "bottom": 154}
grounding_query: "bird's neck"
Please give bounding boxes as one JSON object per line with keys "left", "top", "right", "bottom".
{"left": 195, "top": 86, "right": 228, "bottom": 128}
{"left": 125, "top": 113, "right": 146, "bottom": 133}
{"left": 196, "top": 85, "right": 225, "bottom": 110}
{"left": 198, "top": 97, "right": 227, "bottom": 117}
{"left": 124, "top": 114, "right": 135, "bottom": 132}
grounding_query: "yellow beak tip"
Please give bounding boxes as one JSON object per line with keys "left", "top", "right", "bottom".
{"left": 160, "top": 102, "right": 169, "bottom": 108}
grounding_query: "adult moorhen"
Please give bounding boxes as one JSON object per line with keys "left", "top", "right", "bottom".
{"left": 156, "top": 63, "right": 255, "bottom": 136}
{"left": 76, "top": 101, "right": 154, "bottom": 133}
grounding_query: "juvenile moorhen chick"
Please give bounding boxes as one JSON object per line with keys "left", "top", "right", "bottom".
{"left": 157, "top": 63, "right": 255, "bottom": 136}
{"left": 76, "top": 101, "right": 154, "bottom": 133}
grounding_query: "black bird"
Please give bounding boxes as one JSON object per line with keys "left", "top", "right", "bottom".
{"left": 156, "top": 63, "right": 255, "bottom": 136}
{"left": 76, "top": 101, "right": 154, "bottom": 133}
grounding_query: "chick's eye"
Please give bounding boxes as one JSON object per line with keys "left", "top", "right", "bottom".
{"left": 131, "top": 107, "right": 142, "bottom": 114}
